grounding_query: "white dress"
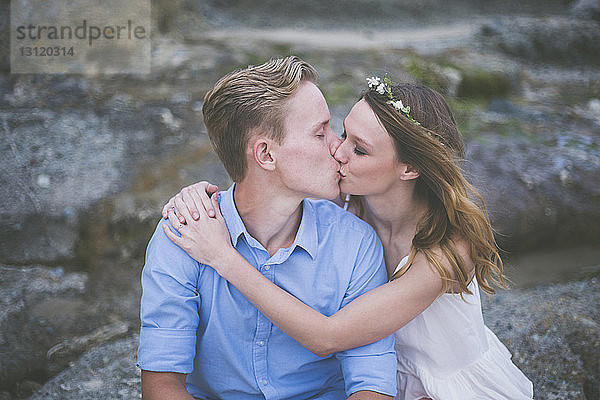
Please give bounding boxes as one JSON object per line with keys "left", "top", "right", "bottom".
{"left": 392, "top": 257, "right": 534, "bottom": 400}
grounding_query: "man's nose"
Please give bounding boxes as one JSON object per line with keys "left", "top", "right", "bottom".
{"left": 327, "top": 130, "right": 342, "bottom": 156}
{"left": 333, "top": 140, "right": 347, "bottom": 164}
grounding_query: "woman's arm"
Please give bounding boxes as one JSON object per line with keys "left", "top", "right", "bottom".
{"left": 220, "top": 247, "right": 442, "bottom": 356}
{"left": 164, "top": 192, "right": 444, "bottom": 357}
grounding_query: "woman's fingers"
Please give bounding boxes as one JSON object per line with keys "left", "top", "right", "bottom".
{"left": 189, "top": 182, "right": 218, "bottom": 219}
{"left": 161, "top": 198, "right": 175, "bottom": 219}
{"left": 171, "top": 194, "right": 187, "bottom": 224}
{"left": 166, "top": 207, "right": 182, "bottom": 231}
{"left": 162, "top": 181, "right": 220, "bottom": 221}
{"left": 174, "top": 195, "right": 194, "bottom": 223}
{"left": 191, "top": 181, "right": 218, "bottom": 196}
{"left": 164, "top": 208, "right": 186, "bottom": 248}
{"left": 181, "top": 187, "right": 202, "bottom": 220}
{"left": 210, "top": 192, "right": 224, "bottom": 222}
{"left": 194, "top": 185, "right": 215, "bottom": 218}
{"left": 206, "top": 183, "right": 219, "bottom": 195}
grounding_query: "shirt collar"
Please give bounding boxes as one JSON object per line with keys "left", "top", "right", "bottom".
{"left": 293, "top": 199, "right": 318, "bottom": 260}
{"left": 218, "top": 183, "right": 318, "bottom": 260}
{"left": 218, "top": 183, "right": 248, "bottom": 247}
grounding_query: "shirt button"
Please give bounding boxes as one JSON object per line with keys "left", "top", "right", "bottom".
{"left": 263, "top": 265, "right": 271, "bottom": 271}
{"left": 258, "top": 340, "right": 265, "bottom": 346}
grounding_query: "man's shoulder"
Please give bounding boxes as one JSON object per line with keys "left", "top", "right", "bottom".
{"left": 305, "top": 198, "right": 376, "bottom": 237}
{"left": 144, "top": 218, "right": 201, "bottom": 275}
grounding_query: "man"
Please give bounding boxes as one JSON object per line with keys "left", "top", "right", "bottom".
{"left": 137, "top": 56, "right": 397, "bottom": 399}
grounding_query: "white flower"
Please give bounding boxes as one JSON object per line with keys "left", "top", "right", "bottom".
{"left": 389, "top": 100, "right": 404, "bottom": 110}
{"left": 366, "top": 76, "right": 380, "bottom": 87}
{"left": 376, "top": 83, "right": 386, "bottom": 94}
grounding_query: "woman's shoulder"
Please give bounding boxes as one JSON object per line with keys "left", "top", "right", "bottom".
{"left": 424, "top": 237, "right": 475, "bottom": 291}
{"left": 397, "top": 237, "right": 474, "bottom": 291}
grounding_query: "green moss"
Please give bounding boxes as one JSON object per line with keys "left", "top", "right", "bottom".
{"left": 322, "top": 82, "right": 356, "bottom": 106}
{"left": 447, "top": 98, "right": 485, "bottom": 139}
{"left": 405, "top": 57, "right": 451, "bottom": 95}
{"left": 269, "top": 43, "right": 295, "bottom": 57}
{"left": 457, "top": 69, "right": 511, "bottom": 99}
{"left": 448, "top": 97, "right": 538, "bottom": 142}
{"left": 241, "top": 51, "right": 270, "bottom": 68}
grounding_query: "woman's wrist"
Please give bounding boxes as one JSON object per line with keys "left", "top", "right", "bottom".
{"left": 212, "top": 247, "right": 245, "bottom": 278}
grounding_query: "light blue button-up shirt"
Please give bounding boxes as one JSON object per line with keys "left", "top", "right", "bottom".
{"left": 137, "top": 184, "right": 397, "bottom": 399}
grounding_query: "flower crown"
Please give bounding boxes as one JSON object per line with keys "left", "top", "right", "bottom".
{"left": 366, "top": 75, "right": 420, "bottom": 125}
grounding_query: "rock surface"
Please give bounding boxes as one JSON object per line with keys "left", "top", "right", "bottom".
{"left": 29, "top": 335, "right": 141, "bottom": 400}
{"left": 0, "top": 76, "right": 211, "bottom": 264}
{"left": 483, "top": 278, "right": 600, "bottom": 400}
{"left": 0, "top": 265, "right": 87, "bottom": 392}
{"left": 480, "top": 16, "right": 600, "bottom": 65}
{"left": 466, "top": 132, "right": 600, "bottom": 251}
{"left": 570, "top": 0, "right": 600, "bottom": 21}
{"left": 0, "top": 265, "right": 132, "bottom": 397}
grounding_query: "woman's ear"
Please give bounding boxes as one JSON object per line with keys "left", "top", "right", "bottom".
{"left": 251, "top": 136, "right": 276, "bottom": 172}
{"left": 398, "top": 163, "right": 420, "bottom": 181}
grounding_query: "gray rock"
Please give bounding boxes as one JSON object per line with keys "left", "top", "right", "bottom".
{"left": 30, "top": 335, "right": 141, "bottom": 400}
{"left": 487, "top": 98, "right": 519, "bottom": 115}
{"left": 482, "top": 278, "right": 600, "bottom": 399}
{"left": 466, "top": 133, "right": 600, "bottom": 252}
{"left": 0, "top": 264, "right": 131, "bottom": 399}
{"left": 0, "top": 74, "right": 213, "bottom": 264}
{"left": 47, "top": 321, "right": 130, "bottom": 363}
{"left": 196, "top": 0, "right": 569, "bottom": 30}
{"left": 0, "top": 1, "right": 9, "bottom": 73}
{"left": 0, "top": 265, "right": 88, "bottom": 391}
{"left": 480, "top": 16, "right": 600, "bottom": 65}
{"left": 570, "top": 0, "right": 600, "bottom": 21}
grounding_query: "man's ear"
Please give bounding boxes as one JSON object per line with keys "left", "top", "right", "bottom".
{"left": 398, "top": 163, "right": 420, "bottom": 181}
{"left": 250, "top": 136, "right": 276, "bottom": 172}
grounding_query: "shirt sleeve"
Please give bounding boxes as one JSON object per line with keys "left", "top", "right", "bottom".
{"left": 335, "top": 228, "right": 398, "bottom": 397}
{"left": 137, "top": 218, "right": 202, "bottom": 373}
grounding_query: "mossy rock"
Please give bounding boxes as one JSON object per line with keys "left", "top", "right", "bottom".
{"left": 404, "top": 57, "right": 456, "bottom": 96}
{"left": 322, "top": 82, "right": 357, "bottom": 106}
{"left": 457, "top": 69, "right": 511, "bottom": 99}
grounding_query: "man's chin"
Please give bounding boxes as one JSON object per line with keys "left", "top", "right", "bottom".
{"left": 314, "top": 187, "right": 340, "bottom": 201}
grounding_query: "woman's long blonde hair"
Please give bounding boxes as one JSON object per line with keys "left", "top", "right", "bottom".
{"left": 358, "top": 83, "right": 505, "bottom": 296}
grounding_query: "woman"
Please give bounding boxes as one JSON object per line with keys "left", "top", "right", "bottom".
{"left": 162, "top": 78, "right": 534, "bottom": 399}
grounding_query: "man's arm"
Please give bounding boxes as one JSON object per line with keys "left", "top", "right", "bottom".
{"left": 335, "top": 228, "right": 397, "bottom": 398}
{"left": 141, "top": 371, "right": 193, "bottom": 400}
{"left": 347, "top": 391, "right": 393, "bottom": 400}
{"left": 137, "top": 219, "right": 202, "bottom": 398}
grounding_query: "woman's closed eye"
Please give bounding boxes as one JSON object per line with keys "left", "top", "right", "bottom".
{"left": 342, "top": 131, "right": 367, "bottom": 155}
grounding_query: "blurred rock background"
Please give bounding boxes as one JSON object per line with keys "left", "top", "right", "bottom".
{"left": 1, "top": 0, "right": 599, "bottom": 398}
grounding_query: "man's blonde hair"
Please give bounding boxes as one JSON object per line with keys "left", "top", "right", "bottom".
{"left": 202, "top": 56, "right": 319, "bottom": 181}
